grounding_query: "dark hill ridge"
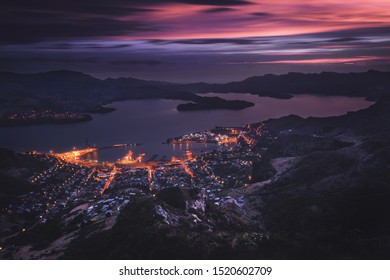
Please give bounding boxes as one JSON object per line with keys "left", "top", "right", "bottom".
{"left": 0, "top": 70, "right": 389, "bottom": 118}
{"left": 0, "top": 148, "right": 52, "bottom": 211}
{"left": 241, "top": 96, "right": 390, "bottom": 259}
{"left": 0, "top": 70, "right": 195, "bottom": 102}
{"left": 1, "top": 69, "right": 389, "bottom": 108}
{"left": 63, "top": 188, "right": 261, "bottom": 259}
{"left": 0, "top": 70, "right": 257, "bottom": 124}
{"left": 175, "top": 70, "right": 390, "bottom": 100}
{"left": 264, "top": 95, "right": 390, "bottom": 138}
{"left": 1, "top": 69, "right": 390, "bottom": 99}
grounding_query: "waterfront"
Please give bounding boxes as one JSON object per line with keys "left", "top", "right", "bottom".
{"left": 1, "top": 94, "right": 388, "bottom": 260}
{"left": 0, "top": 93, "right": 372, "bottom": 161}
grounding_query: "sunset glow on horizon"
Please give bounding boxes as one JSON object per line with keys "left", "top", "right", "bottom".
{"left": 1, "top": 0, "right": 390, "bottom": 82}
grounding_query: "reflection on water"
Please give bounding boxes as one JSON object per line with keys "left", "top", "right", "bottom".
{"left": 0, "top": 93, "right": 373, "bottom": 162}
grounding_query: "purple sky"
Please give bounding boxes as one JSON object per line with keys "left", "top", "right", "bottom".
{"left": 1, "top": 0, "right": 390, "bottom": 82}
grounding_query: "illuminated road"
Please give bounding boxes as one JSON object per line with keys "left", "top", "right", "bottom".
{"left": 180, "top": 161, "right": 194, "bottom": 178}
{"left": 239, "top": 134, "right": 254, "bottom": 146}
{"left": 85, "top": 167, "right": 96, "bottom": 182}
{"left": 101, "top": 166, "right": 117, "bottom": 195}
{"left": 168, "top": 156, "right": 195, "bottom": 178}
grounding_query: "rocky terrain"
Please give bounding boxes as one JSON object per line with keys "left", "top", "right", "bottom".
{"left": 241, "top": 96, "right": 390, "bottom": 259}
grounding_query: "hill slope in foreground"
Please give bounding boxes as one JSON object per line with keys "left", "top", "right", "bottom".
{"left": 1, "top": 97, "right": 390, "bottom": 259}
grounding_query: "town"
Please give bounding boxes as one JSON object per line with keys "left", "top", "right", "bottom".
{"left": 0, "top": 110, "right": 92, "bottom": 126}
{"left": 0, "top": 122, "right": 277, "bottom": 251}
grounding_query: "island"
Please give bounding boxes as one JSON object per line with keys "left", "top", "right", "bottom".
{"left": 177, "top": 96, "right": 255, "bottom": 111}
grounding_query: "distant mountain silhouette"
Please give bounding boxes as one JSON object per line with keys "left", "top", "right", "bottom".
{"left": 0, "top": 70, "right": 199, "bottom": 119}
{"left": 175, "top": 70, "right": 390, "bottom": 100}
{"left": 0, "top": 70, "right": 389, "bottom": 124}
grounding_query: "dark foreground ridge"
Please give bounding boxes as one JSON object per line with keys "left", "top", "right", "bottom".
{"left": 1, "top": 96, "right": 389, "bottom": 259}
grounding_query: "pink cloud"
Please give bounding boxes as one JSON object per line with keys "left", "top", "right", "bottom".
{"left": 233, "top": 56, "right": 390, "bottom": 65}
{"left": 125, "top": 0, "right": 390, "bottom": 40}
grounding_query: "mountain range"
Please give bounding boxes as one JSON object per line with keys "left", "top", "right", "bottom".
{"left": 0, "top": 69, "right": 389, "bottom": 124}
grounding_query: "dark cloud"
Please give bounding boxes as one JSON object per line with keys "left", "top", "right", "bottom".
{"left": 2, "top": 1, "right": 157, "bottom": 17}
{"left": 47, "top": 43, "right": 74, "bottom": 50}
{"left": 138, "top": 0, "right": 251, "bottom": 5}
{"left": 80, "top": 44, "right": 133, "bottom": 49}
{"left": 0, "top": 0, "right": 251, "bottom": 44}
{"left": 0, "top": 0, "right": 251, "bottom": 14}
{"left": 0, "top": 17, "right": 156, "bottom": 44}
{"left": 283, "top": 27, "right": 390, "bottom": 47}
{"left": 108, "top": 59, "right": 168, "bottom": 66}
{"left": 326, "top": 37, "right": 360, "bottom": 42}
{"left": 251, "top": 12, "right": 272, "bottom": 17}
{"left": 32, "top": 43, "right": 133, "bottom": 50}
{"left": 202, "top": 8, "right": 235, "bottom": 13}
{"left": 39, "top": 57, "right": 101, "bottom": 64}
{"left": 149, "top": 38, "right": 259, "bottom": 45}
{"left": 0, "top": 56, "right": 101, "bottom": 64}
{"left": 287, "top": 41, "right": 313, "bottom": 45}
{"left": 309, "top": 26, "right": 390, "bottom": 39}
{"left": 0, "top": 1, "right": 157, "bottom": 44}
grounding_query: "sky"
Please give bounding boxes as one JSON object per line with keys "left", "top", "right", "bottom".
{"left": 1, "top": 0, "right": 390, "bottom": 82}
